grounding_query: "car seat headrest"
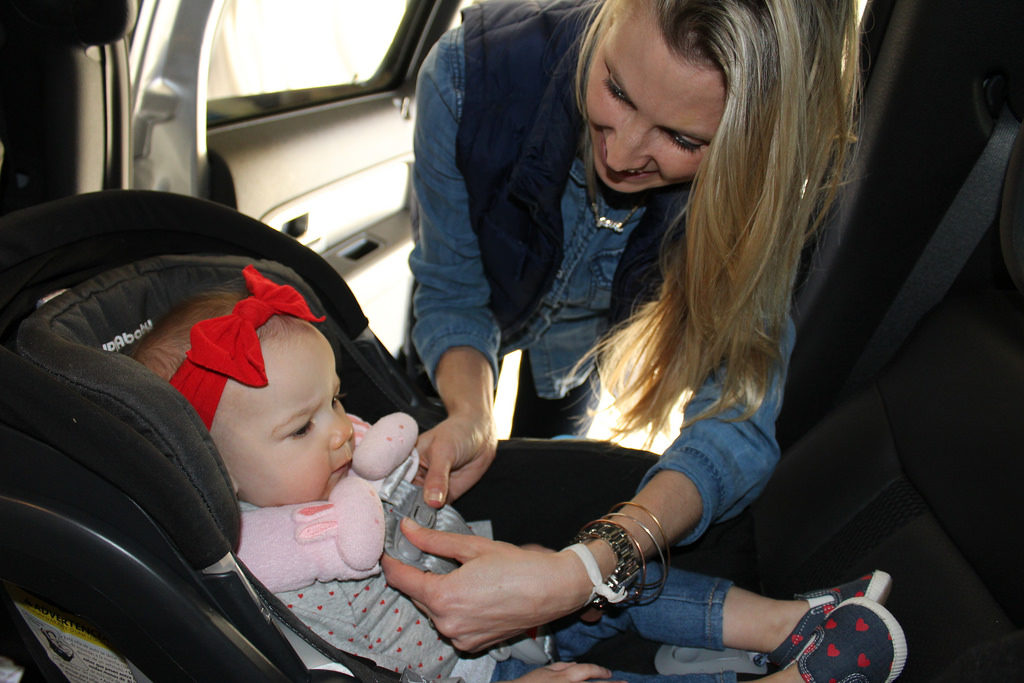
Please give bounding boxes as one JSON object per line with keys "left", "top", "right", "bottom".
{"left": 1000, "top": 120, "right": 1024, "bottom": 294}
{"left": 9, "top": 0, "right": 137, "bottom": 45}
{"left": 15, "top": 254, "right": 333, "bottom": 555}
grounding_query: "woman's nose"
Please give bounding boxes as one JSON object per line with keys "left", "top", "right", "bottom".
{"left": 604, "top": 118, "right": 650, "bottom": 171}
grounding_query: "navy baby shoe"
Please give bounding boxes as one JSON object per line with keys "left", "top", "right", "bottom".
{"left": 769, "top": 570, "right": 892, "bottom": 667}
{"left": 792, "top": 597, "right": 907, "bottom": 683}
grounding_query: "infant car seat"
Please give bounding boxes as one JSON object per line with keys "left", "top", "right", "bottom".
{"left": 0, "top": 190, "right": 444, "bottom": 682}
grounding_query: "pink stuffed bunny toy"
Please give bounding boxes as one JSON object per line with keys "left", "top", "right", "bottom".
{"left": 236, "top": 412, "right": 418, "bottom": 593}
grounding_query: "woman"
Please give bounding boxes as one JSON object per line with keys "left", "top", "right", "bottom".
{"left": 391, "top": 0, "right": 860, "bottom": 659}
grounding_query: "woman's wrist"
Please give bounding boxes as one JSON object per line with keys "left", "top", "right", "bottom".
{"left": 435, "top": 346, "right": 495, "bottom": 418}
{"left": 557, "top": 544, "right": 610, "bottom": 611}
{"left": 565, "top": 501, "right": 674, "bottom": 609}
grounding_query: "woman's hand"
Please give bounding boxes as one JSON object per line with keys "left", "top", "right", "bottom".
{"left": 416, "top": 346, "right": 498, "bottom": 507}
{"left": 509, "top": 662, "right": 623, "bottom": 682}
{"left": 415, "top": 409, "right": 496, "bottom": 506}
{"left": 381, "top": 519, "right": 593, "bottom": 652}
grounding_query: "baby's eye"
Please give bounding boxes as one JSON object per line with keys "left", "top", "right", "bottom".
{"left": 292, "top": 421, "right": 313, "bottom": 438}
{"left": 332, "top": 393, "right": 346, "bottom": 410}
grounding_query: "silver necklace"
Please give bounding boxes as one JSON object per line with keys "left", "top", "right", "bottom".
{"left": 590, "top": 200, "right": 643, "bottom": 233}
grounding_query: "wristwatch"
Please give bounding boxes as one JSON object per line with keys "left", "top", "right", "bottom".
{"left": 573, "top": 520, "right": 642, "bottom": 606}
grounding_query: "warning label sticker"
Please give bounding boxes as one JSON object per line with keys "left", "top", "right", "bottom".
{"left": 5, "top": 584, "right": 137, "bottom": 683}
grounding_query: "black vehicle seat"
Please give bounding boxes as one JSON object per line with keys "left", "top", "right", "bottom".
{"left": 777, "top": 0, "right": 1024, "bottom": 448}
{"left": 0, "top": 0, "right": 134, "bottom": 215}
{"left": 753, "top": 97, "right": 1024, "bottom": 681}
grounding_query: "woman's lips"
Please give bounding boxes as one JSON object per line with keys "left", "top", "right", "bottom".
{"left": 605, "top": 166, "right": 654, "bottom": 184}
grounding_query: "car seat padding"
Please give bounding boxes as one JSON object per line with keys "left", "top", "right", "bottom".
{"left": 15, "top": 253, "right": 333, "bottom": 562}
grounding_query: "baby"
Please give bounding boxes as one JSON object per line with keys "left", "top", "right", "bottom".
{"left": 133, "top": 265, "right": 908, "bottom": 683}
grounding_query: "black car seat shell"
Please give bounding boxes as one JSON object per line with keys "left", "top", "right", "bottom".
{"left": 0, "top": 190, "right": 446, "bottom": 681}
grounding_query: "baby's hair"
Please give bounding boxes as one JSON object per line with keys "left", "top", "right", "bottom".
{"left": 133, "top": 282, "right": 329, "bottom": 382}
{"left": 131, "top": 285, "right": 246, "bottom": 380}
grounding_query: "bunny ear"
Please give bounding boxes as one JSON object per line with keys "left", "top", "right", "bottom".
{"left": 169, "top": 265, "right": 326, "bottom": 429}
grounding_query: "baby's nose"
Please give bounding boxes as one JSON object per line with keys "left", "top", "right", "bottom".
{"left": 330, "top": 413, "right": 354, "bottom": 451}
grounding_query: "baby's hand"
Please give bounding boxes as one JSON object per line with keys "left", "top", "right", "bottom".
{"left": 507, "top": 662, "right": 623, "bottom": 683}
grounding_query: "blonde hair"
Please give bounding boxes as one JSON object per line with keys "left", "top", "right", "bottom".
{"left": 576, "top": 0, "right": 859, "bottom": 440}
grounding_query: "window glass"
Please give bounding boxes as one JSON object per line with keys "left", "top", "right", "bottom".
{"left": 207, "top": 0, "right": 407, "bottom": 122}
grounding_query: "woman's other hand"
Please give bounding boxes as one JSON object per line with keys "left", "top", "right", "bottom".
{"left": 381, "top": 519, "right": 592, "bottom": 652}
{"left": 416, "top": 346, "right": 498, "bottom": 506}
{"left": 415, "top": 410, "right": 497, "bottom": 506}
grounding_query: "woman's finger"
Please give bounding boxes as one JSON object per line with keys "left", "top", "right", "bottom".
{"left": 396, "top": 517, "right": 494, "bottom": 564}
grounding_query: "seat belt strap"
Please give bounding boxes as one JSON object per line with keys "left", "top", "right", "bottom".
{"left": 845, "top": 105, "right": 1021, "bottom": 394}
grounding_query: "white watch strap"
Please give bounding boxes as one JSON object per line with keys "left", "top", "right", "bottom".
{"left": 564, "top": 543, "right": 627, "bottom": 604}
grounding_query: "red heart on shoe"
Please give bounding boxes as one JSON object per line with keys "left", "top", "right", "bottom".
{"left": 828, "top": 644, "right": 840, "bottom": 657}
{"left": 858, "top": 653, "right": 871, "bottom": 667}
{"left": 856, "top": 618, "right": 869, "bottom": 632}
{"left": 826, "top": 618, "right": 838, "bottom": 629}
{"left": 792, "top": 634, "right": 804, "bottom": 645}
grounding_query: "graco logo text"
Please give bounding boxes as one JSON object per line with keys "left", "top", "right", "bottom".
{"left": 102, "top": 319, "right": 153, "bottom": 352}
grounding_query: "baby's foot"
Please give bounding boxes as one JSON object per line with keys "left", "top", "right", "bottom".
{"left": 769, "top": 570, "right": 892, "bottom": 667}
{"left": 790, "top": 597, "right": 907, "bottom": 683}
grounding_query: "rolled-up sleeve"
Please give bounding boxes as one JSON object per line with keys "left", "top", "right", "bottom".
{"left": 640, "top": 317, "right": 796, "bottom": 544}
{"left": 409, "top": 27, "right": 502, "bottom": 385}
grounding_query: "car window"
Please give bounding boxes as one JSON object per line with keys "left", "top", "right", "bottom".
{"left": 207, "top": 0, "right": 408, "bottom": 124}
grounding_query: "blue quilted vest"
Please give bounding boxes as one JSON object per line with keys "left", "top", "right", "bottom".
{"left": 456, "top": 0, "right": 688, "bottom": 336}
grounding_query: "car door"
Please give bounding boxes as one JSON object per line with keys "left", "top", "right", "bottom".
{"left": 130, "top": 0, "right": 463, "bottom": 354}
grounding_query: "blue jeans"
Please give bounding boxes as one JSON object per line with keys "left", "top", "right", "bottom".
{"left": 492, "top": 567, "right": 737, "bottom": 682}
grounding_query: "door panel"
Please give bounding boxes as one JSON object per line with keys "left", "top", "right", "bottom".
{"left": 132, "top": 0, "right": 463, "bottom": 353}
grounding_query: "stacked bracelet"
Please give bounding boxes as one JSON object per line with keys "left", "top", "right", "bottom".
{"left": 566, "top": 502, "right": 672, "bottom": 608}
{"left": 610, "top": 502, "right": 671, "bottom": 602}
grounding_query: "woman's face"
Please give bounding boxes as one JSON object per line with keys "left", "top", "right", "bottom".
{"left": 585, "top": 4, "right": 726, "bottom": 193}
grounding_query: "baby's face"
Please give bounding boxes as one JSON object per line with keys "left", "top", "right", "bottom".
{"left": 211, "top": 323, "right": 354, "bottom": 507}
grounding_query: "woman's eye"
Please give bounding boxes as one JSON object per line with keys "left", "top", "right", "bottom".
{"left": 668, "top": 131, "right": 702, "bottom": 153}
{"left": 603, "top": 78, "right": 630, "bottom": 105}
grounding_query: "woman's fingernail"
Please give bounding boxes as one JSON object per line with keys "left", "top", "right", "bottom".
{"left": 425, "top": 489, "right": 444, "bottom": 505}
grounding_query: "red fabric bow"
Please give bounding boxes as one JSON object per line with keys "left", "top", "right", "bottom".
{"left": 170, "top": 265, "right": 326, "bottom": 429}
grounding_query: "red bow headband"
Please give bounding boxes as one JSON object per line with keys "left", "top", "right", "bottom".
{"left": 170, "top": 265, "right": 326, "bottom": 429}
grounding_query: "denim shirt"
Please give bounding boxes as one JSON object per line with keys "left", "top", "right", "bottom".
{"left": 410, "top": 25, "right": 793, "bottom": 542}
